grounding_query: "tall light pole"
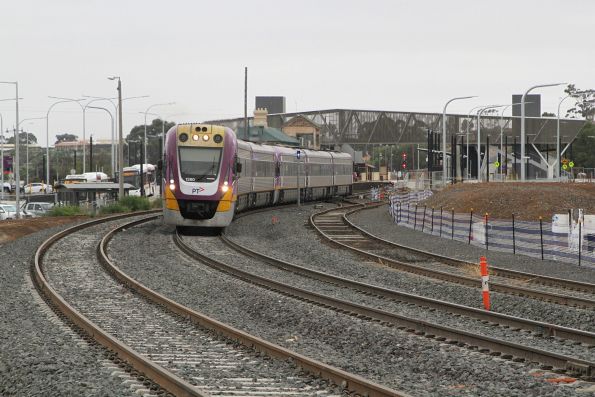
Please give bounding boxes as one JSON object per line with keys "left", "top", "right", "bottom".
{"left": 83, "top": 95, "right": 149, "bottom": 176}
{"left": 108, "top": 76, "right": 124, "bottom": 199}
{"left": 142, "top": 102, "right": 174, "bottom": 196}
{"left": 465, "top": 105, "right": 485, "bottom": 180}
{"left": 520, "top": 83, "right": 566, "bottom": 181}
{"left": 442, "top": 96, "right": 476, "bottom": 185}
{"left": 46, "top": 98, "right": 85, "bottom": 188}
{"left": 88, "top": 106, "right": 114, "bottom": 174}
{"left": 499, "top": 102, "right": 530, "bottom": 181}
{"left": 48, "top": 96, "right": 88, "bottom": 172}
{"left": 17, "top": 117, "right": 46, "bottom": 187}
{"left": 0, "top": 82, "right": 20, "bottom": 217}
{"left": 477, "top": 105, "right": 505, "bottom": 182}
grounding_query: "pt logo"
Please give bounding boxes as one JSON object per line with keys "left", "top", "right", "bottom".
{"left": 191, "top": 187, "right": 205, "bottom": 194}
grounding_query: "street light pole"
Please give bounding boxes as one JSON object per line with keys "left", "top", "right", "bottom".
{"left": 83, "top": 95, "right": 149, "bottom": 176}
{"left": 442, "top": 96, "right": 476, "bottom": 185}
{"left": 142, "top": 102, "right": 174, "bottom": 196}
{"left": 108, "top": 77, "right": 124, "bottom": 199}
{"left": 477, "top": 105, "right": 505, "bottom": 182}
{"left": 466, "top": 105, "right": 484, "bottom": 180}
{"left": 0, "top": 82, "right": 20, "bottom": 217}
{"left": 520, "top": 83, "right": 566, "bottom": 181}
{"left": 17, "top": 117, "right": 46, "bottom": 188}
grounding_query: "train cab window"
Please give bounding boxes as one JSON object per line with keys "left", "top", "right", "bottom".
{"left": 179, "top": 147, "right": 222, "bottom": 182}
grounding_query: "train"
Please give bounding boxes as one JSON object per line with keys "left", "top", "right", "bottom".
{"left": 162, "top": 123, "right": 353, "bottom": 228}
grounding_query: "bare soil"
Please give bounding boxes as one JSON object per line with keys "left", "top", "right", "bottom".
{"left": 0, "top": 216, "right": 88, "bottom": 244}
{"left": 1, "top": 183, "right": 593, "bottom": 242}
{"left": 420, "top": 182, "right": 595, "bottom": 221}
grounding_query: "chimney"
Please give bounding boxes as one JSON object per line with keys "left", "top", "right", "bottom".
{"left": 253, "top": 108, "right": 268, "bottom": 127}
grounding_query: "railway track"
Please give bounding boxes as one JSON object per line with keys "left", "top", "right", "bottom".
{"left": 33, "top": 211, "right": 407, "bottom": 397}
{"left": 310, "top": 205, "right": 595, "bottom": 310}
{"left": 173, "top": 228, "right": 595, "bottom": 379}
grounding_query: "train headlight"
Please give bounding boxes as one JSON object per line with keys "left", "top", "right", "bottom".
{"left": 213, "top": 134, "right": 223, "bottom": 143}
{"left": 169, "top": 179, "right": 175, "bottom": 191}
{"left": 179, "top": 133, "right": 188, "bottom": 142}
{"left": 202, "top": 134, "right": 209, "bottom": 141}
{"left": 192, "top": 134, "right": 199, "bottom": 141}
{"left": 221, "top": 180, "right": 229, "bottom": 193}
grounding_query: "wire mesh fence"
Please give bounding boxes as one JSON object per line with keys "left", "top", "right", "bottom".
{"left": 389, "top": 191, "right": 595, "bottom": 267}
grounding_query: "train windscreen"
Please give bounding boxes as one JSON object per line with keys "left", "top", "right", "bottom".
{"left": 179, "top": 147, "right": 222, "bottom": 182}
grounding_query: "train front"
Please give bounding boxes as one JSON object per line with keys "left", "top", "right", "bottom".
{"left": 163, "top": 124, "right": 237, "bottom": 228}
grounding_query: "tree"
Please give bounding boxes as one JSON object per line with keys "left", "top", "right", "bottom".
{"left": 55, "top": 133, "right": 78, "bottom": 144}
{"left": 542, "top": 112, "right": 555, "bottom": 117}
{"left": 564, "top": 84, "right": 595, "bottom": 119}
{"left": 571, "top": 122, "right": 595, "bottom": 168}
{"left": 125, "top": 119, "right": 175, "bottom": 164}
{"left": 7, "top": 131, "right": 37, "bottom": 145}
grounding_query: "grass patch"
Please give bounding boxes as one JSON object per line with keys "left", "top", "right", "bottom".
{"left": 48, "top": 205, "right": 84, "bottom": 217}
{"left": 119, "top": 196, "right": 151, "bottom": 211}
{"left": 99, "top": 203, "right": 128, "bottom": 215}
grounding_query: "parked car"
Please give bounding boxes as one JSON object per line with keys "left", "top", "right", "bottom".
{"left": 22, "top": 202, "right": 54, "bottom": 217}
{"left": 0, "top": 204, "right": 17, "bottom": 220}
{"left": 24, "top": 183, "right": 52, "bottom": 194}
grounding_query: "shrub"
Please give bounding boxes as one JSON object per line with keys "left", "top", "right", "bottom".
{"left": 99, "top": 203, "right": 128, "bottom": 215}
{"left": 119, "top": 196, "right": 151, "bottom": 211}
{"left": 48, "top": 205, "right": 84, "bottom": 217}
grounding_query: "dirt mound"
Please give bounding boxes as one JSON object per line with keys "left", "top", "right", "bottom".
{"left": 0, "top": 216, "right": 87, "bottom": 244}
{"left": 420, "top": 183, "right": 595, "bottom": 221}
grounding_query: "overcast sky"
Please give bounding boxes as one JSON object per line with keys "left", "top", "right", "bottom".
{"left": 1, "top": 0, "right": 593, "bottom": 147}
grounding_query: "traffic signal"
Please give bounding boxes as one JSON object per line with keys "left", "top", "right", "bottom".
{"left": 401, "top": 161, "right": 407, "bottom": 169}
{"left": 402, "top": 152, "right": 407, "bottom": 161}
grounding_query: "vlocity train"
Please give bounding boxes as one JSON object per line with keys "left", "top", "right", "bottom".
{"left": 162, "top": 123, "right": 352, "bottom": 228}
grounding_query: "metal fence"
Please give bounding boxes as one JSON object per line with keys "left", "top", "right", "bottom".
{"left": 389, "top": 191, "right": 595, "bottom": 267}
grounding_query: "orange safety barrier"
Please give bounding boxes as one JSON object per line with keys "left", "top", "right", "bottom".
{"left": 480, "top": 256, "right": 490, "bottom": 310}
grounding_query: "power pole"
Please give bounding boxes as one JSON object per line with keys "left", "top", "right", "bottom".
{"left": 117, "top": 78, "right": 124, "bottom": 199}
{"left": 244, "top": 67, "right": 248, "bottom": 137}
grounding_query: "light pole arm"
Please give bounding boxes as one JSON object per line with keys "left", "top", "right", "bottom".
{"left": 442, "top": 96, "right": 477, "bottom": 185}
{"left": 520, "top": 83, "right": 566, "bottom": 181}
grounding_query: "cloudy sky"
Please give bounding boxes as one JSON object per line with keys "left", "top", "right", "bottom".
{"left": 1, "top": 0, "right": 593, "bottom": 147}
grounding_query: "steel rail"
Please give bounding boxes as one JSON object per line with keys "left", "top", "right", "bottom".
{"left": 100, "top": 220, "right": 408, "bottom": 397}
{"left": 31, "top": 210, "right": 207, "bottom": 397}
{"left": 344, "top": 205, "right": 595, "bottom": 294}
{"left": 174, "top": 231, "right": 594, "bottom": 378}
{"left": 310, "top": 208, "right": 595, "bottom": 309}
{"left": 219, "top": 233, "right": 595, "bottom": 345}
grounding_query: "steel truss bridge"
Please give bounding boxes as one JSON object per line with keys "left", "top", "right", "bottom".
{"left": 208, "top": 109, "right": 588, "bottom": 179}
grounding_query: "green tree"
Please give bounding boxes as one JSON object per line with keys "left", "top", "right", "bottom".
{"left": 55, "top": 133, "right": 78, "bottom": 143}
{"left": 571, "top": 122, "right": 595, "bottom": 168}
{"left": 7, "top": 131, "right": 37, "bottom": 145}
{"left": 126, "top": 119, "right": 175, "bottom": 165}
{"left": 542, "top": 112, "right": 555, "bottom": 117}
{"left": 564, "top": 84, "right": 595, "bottom": 119}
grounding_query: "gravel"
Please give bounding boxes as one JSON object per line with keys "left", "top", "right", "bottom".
{"left": 0, "top": 219, "right": 140, "bottom": 397}
{"left": 107, "top": 206, "right": 595, "bottom": 397}
{"left": 349, "top": 204, "right": 595, "bottom": 283}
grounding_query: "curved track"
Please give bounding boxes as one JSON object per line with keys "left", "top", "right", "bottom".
{"left": 310, "top": 205, "right": 595, "bottom": 309}
{"left": 173, "top": 228, "right": 595, "bottom": 379}
{"left": 33, "top": 211, "right": 407, "bottom": 397}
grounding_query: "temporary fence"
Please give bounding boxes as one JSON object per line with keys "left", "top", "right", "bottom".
{"left": 389, "top": 192, "right": 595, "bottom": 268}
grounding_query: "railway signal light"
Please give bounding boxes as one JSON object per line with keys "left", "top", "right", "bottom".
{"left": 402, "top": 152, "right": 407, "bottom": 160}
{"left": 401, "top": 161, "right": 407, "bottom": 169}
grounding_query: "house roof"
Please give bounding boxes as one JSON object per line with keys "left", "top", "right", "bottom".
{"left": 282, "top": 114, "right": 321, "bottom": 130}
{"left": 236, "top": 126, "right": 299, "bottom": 146}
